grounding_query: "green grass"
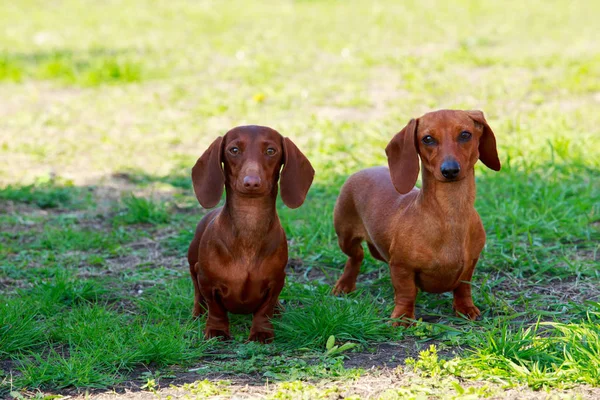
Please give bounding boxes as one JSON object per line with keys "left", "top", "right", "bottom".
{"left": 0, "top": 302, "right": 46, "bottom": 356}
{"left": 35, "top": 226, "right": 131, "bottom": 253}
{"left": 114, "top": 194, "right": 170, "bottom": 225}
{"left": 2, "top": 277, "right": 209, "bottom": 391}
{"left": 0, "top": 0, "right": 599, "bottom": 398}
{"left": 275, "top": 284, "right": 398, "bottom": 349}
{"left": 0, "top": 50, "right": 144, "bottom": 86}
{"left": 0, "top": 177, "right": 91, "bottom": 209}
{"left": 404, "top": 309, "right": 600, "bottom": 389}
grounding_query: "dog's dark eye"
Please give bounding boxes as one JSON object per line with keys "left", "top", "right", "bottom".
{"left": 266, "top": 148, "right": 276, "bottom": 156}
{"left": 422, "top": 135, "right": 436, "bottom": 145}
{"left": 229, "top": 147, "right": 240, "bottom": 155}
{"left": 459, "top": 131, "right": 472, "bottom": 142}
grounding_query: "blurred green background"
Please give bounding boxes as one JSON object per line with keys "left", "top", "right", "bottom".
{"left": 1, "top": 0, "right": 599, "bottom": 186}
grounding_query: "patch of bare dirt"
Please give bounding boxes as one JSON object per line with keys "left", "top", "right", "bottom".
{"left": 0, "top": 201, "right": 52, "bottom": 217}
{"left": 573, "top": 245, "right": 598, "bottom": 263}
{"left": 483, "top": 269, "right": 600, "bottom": 322}
{"left": 533, "top": 279, "right": 600, "bottom": 303}
{"left": 0, "top": 82, "right": 83, "bottom": 119}
{"left": 286, "top": 259, "right": 390, "bottom": 287}
{"left": 0, "top": 277, "right": 33, "bottom": 293}
{"left": 343, "top": 340, "right": 457, "bottom": 370}
{"left": 40, "top": 365, "right": 264, "bottom": 400}
{"left": 312, "top": 66, "right": 406, "bottom": 123}
{"left": 0, "top": 359, "right": 15, "bottom": 377}
{"left": 286, "top": 261, "right": 339, "bottom": 285}
{"left": 91, "top": 173, "right": 186, "bottom": 213}
{"left": 98, "top": 248, "right": 185, "bottom": 300}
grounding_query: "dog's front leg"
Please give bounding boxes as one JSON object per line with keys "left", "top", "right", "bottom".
{"left": 389, "top": 265, "right": 417, "bottom": 327}
{"left": 452, "top": 257, "right": 481, "bottom": 320}
{"left": 204, "top": 293, "right": 231, "bottom": 340}
{"left": 248, "top": 280, "right": 285, "bottom": 344}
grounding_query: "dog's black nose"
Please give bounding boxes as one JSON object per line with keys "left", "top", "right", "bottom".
{"left": 243, "top": 175, "right": 261, "bottom": 189}
{"left": 440, "top": 160, "right": 460, "bottom": 179}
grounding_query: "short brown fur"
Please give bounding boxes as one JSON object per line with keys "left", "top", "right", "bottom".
{"left": 332, "top": 109, "right": 500, "bottom": 325}
{"left": 188, "top": 125, "right": 314, "bottom": 342}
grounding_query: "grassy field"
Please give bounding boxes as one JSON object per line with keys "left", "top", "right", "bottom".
{"left": 1, "top": 0, "right": 599, "bottom": 398}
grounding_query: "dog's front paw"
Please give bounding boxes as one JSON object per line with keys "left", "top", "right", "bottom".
{"left": 205, "top": 328, "right": 231, "bottom": 341}
{"left": 248, "top": 330, "right": 274, "bottom": 344}
{"left": 391, "top": 318, "right": 415, "bottom": 328}
{"left": 453, "top": 303, "right": 481, "bottom": 320}
{"left": 332, "top": 279, "right": 356, "bottom": 295}
{"left": 390, "top": 309, "right": 416, "bottom": 327}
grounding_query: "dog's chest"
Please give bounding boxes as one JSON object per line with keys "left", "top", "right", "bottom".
{"left": 199, "top": 245, "right": 286, "bottom": 313}
{"left": 219, "top": 270, "right": 269, "bottom": 313}
{"left": 412, "top": 244, "right": 466, "bottom": 271}
{"left": 414, "top": 254, "right": 467, "bottom": 293}
{"left": 400, "top": 225, "right": 471, "bottom": 292}
{"left": 202, "top": 248, "right": 282, "bottom": 281}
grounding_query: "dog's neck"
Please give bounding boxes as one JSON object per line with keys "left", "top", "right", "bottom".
{"left": 222, "top": 187, "right": 279, "bottom": 238}
{"left": 418, "top": 168, "right": 476, "bottom": 220}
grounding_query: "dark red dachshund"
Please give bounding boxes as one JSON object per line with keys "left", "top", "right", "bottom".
{"left": 188, "top": 125, "right": 314, "bottom": 343}
{"left": 332, "top": 110, "right": 500, "bottom": 325}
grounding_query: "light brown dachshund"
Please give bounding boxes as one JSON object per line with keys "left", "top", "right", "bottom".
{"left": 187, "top": 125, "right": 314, "bottom": 343}
{"left": 332, "top": 109, "right": 500, "bottom": 325}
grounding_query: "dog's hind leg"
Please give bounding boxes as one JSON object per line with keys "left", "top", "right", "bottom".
{"left": 332, "top": 234, "right": 364, "bottom": 294}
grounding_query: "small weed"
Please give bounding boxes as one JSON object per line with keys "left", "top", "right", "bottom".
{"left": 178, "top": 380, "right": 231, "bottom": 397}
{"left": 267, "top": 381, "right": 341, "bottom": 400}
{"left": 212, "top": 352, "right": 362, "bottom": 382}
{"left": 140, "top": 377, "right": 157, "bottom": 393}
{"left": 404, "top": 345, "right": 447, "bottom": 378}
{"left": 324, "top": 335, "right": 359, "bottom": 357}
{"left": 264, "top": 356, "right": 362, "bottom": 381}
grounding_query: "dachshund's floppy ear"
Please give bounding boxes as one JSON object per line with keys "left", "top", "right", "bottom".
{"left": 280, "top": 137, "right": 315, "bottom": 209}
{"left": 385, "top": 118, "right": 420, "bottom": 194}
{"left": 466, "top": 110, "right": 501, "bottom": 171}
{"left": 191, "top": 136, "right": 225, "bottom": 208}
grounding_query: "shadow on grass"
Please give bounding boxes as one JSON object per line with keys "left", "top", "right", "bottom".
{"left": 0, "top": 176, "right": 93, "bottom": 209}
